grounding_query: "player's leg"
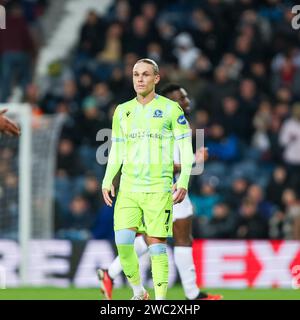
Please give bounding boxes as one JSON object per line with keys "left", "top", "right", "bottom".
{"left": 97, "top": 235, "right": 148, "bottom": 299}
{"left": 111, "top": 235, "right": 148, "bottom": 279}
{"left": 173, "top": 216, "right": 202, "bottom": 299}
{"left": 146, "top": 236, "right": 169, "bottom": 300}
{"left": 113, "top": 192, "right": 148, "bottom": 299}
{"left": 143, "top": 192, "right": 173, "bottom": 300}
{"left": 173, "top": 198, "right": 223, "bottom": 300}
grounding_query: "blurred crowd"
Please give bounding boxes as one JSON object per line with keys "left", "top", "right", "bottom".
{"left": 0, "top": 0, "right": 47, "bottom": 239}
{"left": 1, "top": 0, "right": 300, "bottom": 240}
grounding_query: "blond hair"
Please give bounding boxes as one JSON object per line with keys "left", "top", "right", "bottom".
{"left": 135, "top": 58, "right": 159, "bottom": 75}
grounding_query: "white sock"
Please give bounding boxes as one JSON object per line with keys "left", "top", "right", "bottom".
{"left": 132, "top": 284, "right": 146, "bottom": 296}
{"left": 134, "top": 235, "right": 148, "bottom": 257}
{"left": 174, "top": 246, "right": 200, "bottom": 300}
{"left": 108, "top": 236, "right": 148, "bottom": 280}
{"left": 108, "top": 256, "right": 123, "bottom": 280}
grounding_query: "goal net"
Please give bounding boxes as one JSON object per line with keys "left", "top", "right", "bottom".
{"left": 0, "top": 104, "right": 65, "bottom": 283}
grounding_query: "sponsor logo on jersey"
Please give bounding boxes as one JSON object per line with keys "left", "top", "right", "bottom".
{"left": 126, "top": 131, "right": 163, "bottom": 140}
{"left": 153, "top": 109, "right": 163, "bottom": 118}
{"left": 177, "top": 114, "right": 187, "bottom": 125}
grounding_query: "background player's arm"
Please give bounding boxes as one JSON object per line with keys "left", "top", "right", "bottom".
{"left": 102, "top": 107, "right": 124, "bottom": 206}
{"left": 173, "top": 147, "right": 209, "bottom": 174}
{"left": 0, "top": 109, "right": 21, "bottom": 136}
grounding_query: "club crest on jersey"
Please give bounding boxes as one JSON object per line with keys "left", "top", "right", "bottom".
{"left": 153, "top": 109, "right": 163, "bottom": 118}
{"left": 177, "top": 114, "right": 187, "bottom": 125}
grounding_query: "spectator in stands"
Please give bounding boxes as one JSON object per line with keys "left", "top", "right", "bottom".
{"left": 123, "top": 15, "right": 153, "bottom": 56}
{"left": 251, "top": 100, "right": 272, "bottom": 157}
{"left": 61, "top": 80, "right": 80, "bottom": 115}
{"left": 76, "top": 97, "right": 108, "bottom": 177}
{"left": 78, "top": 96, "right": 107, "bottom": 147}
{"left": 246, "top": 184, "right": 275, "bottom": 221}
{"left": 92, "top": 82, "right": 113, "bottom": 112}
{"left": 206, "top": 123, "right": 240, "bottom": 162}
{"left": 219, "top": 53, "right": 243, "bottom": 81}
{"left": 81, "top": 175, "right": 103, "bottom": 213}
{"left": 271, "top": 47, "right": 300, "bottom": 96}
{"left": 238, "top": 78, "right": 260, "bottom": 142}
{"left": 266, "top": 166, "right": 288, "bottom": 209}
{"left": 236, "top": 198, "right": 269, "bottom": 239}
{"left": 0, "top": 2, "right": 36, "bottom": 101}
{"left": 78, "top": 10, "right": 106, "bottom": 58}
{"left": 188, "top": 8, "right": 223, "bottom": 64}
{"left": 281, "top": 189, "right": 300, "bottom": 240}
{"left": 77, "top": 71, "right": 94, "bottom": 102}
{"left": 56, "top": 139, "right": 83, "bottom": 178}
{"left": 141, "top": 1, "right": 158, "bottom": 34}
{"left": 201, "top": 202, "right": 237, "bottom": 239}
{"left": 205, "top": 66, "right": 237, "bottom": 113}
{"left": 108, "top": 66, "right": 133, "bottom": 102}
{"left": 156, "top": 20, "right": 177, "bottom": 63}
{"left": 107, "top": 0, "right": 132, "bottom": 27}
{"left": 190, "top": 181, "right": 221, "bottom": 220}
{"left": 173, "top": 32, "right": 201, "bottom": 71}
{"left": 269, "top": 209, "right": 286, "bottom": 239}
{"left": 247, "top": 60, "right": 270, "bottom": 94}
{"left": 56, "top": 195, "right": 95, "bottom": 241}
{"left": 225, "top": 176, "right": 249, "bottom": 211}
{"left": 279, "top": 102, "right": 300, "bottom": 190}
{"left": 213, "top": 96, "right": 247, "bottom": 140}
{"left": 39, "top": 60, "right": 74, "bottom": 105}
{"left": 267, "top": 114, "right": 283, "bottom": 162}
{"left": 97, "top": 22, "right": 124, "bottom": 64}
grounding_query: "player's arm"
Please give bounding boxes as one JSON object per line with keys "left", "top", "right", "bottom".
{"left": 173, "top": 147, "right": 208, "bottom": 174}
{"left": 171, "top": 104, "right": 194, "bottom": 204}
{"left": 102, "top": 106, "right": 125, "bottom": 206}
{"left": 0, "top": 109, "right": 21, "bottom": 136}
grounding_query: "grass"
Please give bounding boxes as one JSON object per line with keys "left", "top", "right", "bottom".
{"left": 0, "top": 286, "right": 299, "bottom": 300}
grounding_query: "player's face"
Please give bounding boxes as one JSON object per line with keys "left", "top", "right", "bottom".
{"left": 169, "top": 88, "right": 191, "bottom": 113}
{"left": 132, "top": 62, "right": 160, "bottom": 97}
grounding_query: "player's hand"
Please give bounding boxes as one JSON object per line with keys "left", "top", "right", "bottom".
{"left": 102, "top": 184, "right": 115, "bottom": 207}
{"left": 0, "top": 109, "right": 21, "bottom": 136}
{"left": 195, "top": 147, "right": 208, "bottom": 163}
{"left": 172, "top": 184, "right": 187, "bottom": 204}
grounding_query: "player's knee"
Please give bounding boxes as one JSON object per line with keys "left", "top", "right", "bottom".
{"left": 115, "top": 229, "right": 136, "bottom": 245}
{"left": 174, "top": 238, "right": 192, "bottom": 247}
{"left": 148, "top": 243, "right": 167, "bottom": 256}
{"left": 174, "top": 232, "right": 193, "bottom": 246}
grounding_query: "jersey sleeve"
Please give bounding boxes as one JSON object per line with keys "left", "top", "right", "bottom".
{"left": 171, "top": 103, "right": 194, "bottom": 190}
{"left": 173, "top": 142, "right": 181, "bottom": 165}
{"left": 171, "top": 103, "right": 191, "bottom": 141}
{"left": 102, "top": 106, "right": 125, "bottom": 190}
{"left": 111, "top": 106, "right": 125, "bottom": 142}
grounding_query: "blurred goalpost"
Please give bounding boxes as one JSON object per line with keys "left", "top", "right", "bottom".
{"left": 0, "top": 104, "right": 65, "bottom": 285}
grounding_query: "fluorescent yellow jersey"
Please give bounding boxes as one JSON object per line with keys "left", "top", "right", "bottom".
{"left": 102, "top": 94, "right": 194, "bottom": 192}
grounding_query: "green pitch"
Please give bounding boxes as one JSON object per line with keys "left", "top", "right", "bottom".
{"left": 0, "top": 286, "right": 299, "bottom": 300}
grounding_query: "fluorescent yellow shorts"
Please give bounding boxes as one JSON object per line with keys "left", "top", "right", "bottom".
{"left": 114, "top": 191, "right": 173, "bottom": 238}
